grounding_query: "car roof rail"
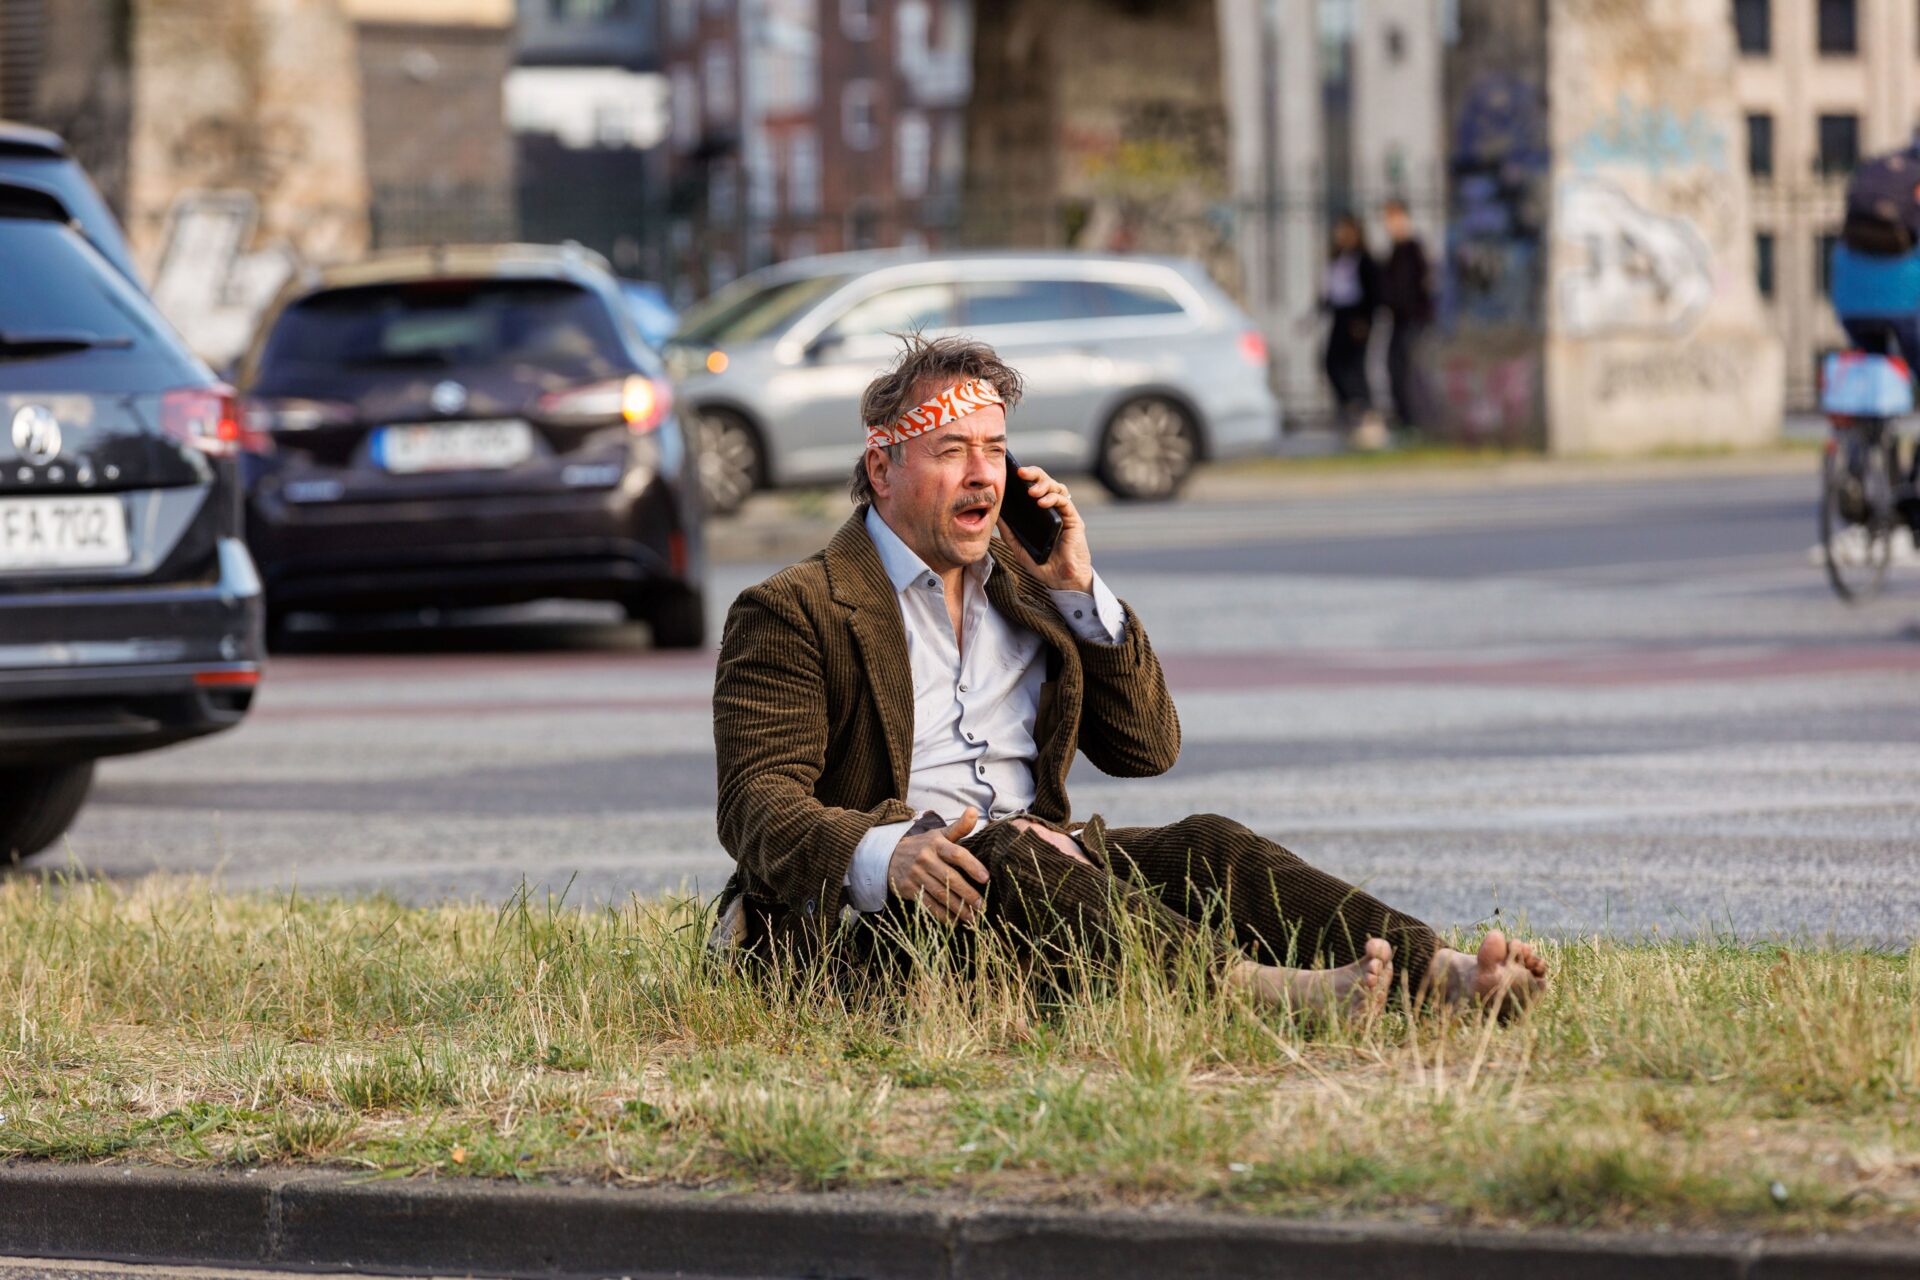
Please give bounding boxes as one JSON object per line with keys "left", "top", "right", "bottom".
{"left": 0, "top": 176, "right": 75, "bottom": 223}
{"left": 0, "top": 119, "right": 68, "bottom": 158}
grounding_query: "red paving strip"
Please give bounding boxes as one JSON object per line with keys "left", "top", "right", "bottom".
{"left": 1159, "top": 643, "right": 1920, "bottom": 690}
{"left": 249, "top": 642, "right": 1920, "bottom": 721}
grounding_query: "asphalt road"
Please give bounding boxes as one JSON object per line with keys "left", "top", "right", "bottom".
{"left": 56, "top": 457, "right": 1920, "bottom": 946}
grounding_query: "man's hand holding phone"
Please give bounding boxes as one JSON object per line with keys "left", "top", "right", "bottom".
{"left": 999, "top": 458, "right": 1094, "bottom": 593}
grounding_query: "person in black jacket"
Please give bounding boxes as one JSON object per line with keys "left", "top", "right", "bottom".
{"left": 1379, "top": 199, "right": 1436, "bottom": 432}
{"left": 1320, "top": 212, "right": 1381, "bottom": 429}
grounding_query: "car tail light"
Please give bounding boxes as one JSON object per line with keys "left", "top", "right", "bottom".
{"left": 162, "top": 386, "right": 271, "bottom": 456}
{"left": 194, "top": 668, "right": 261, "bottom": 688}
{"left": 1237, "top": 329, "right": 1269, "bottom": 367}
{"left": 537, "top": 375, "right": 673, "bottom": 433}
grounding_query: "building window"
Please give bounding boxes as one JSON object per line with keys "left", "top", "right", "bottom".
{"left": 1818, "top": 232, "right": 1840, "bottom": 294}
{"left": 551, "top": 0, "right": 631, "bottom": 17}
{"left": 896, "top": 111, "right": 931, "bottom": 198}
{"left": 843, "top": 81, "right": 878, "bottom": 150}
{"left": 842, "top": 0, "right": 875, "bottom": 40}
{"left": 1755, "top": 232, "right": 1775, "bottom": 298}
{"left": 747, "top": 136, "right": 778, "bottom": 220}
{"left": 667, "top": 0, "right": 696, "bottom": 43}
{"left": 1817, "top": 0, "right": 1857, "bottom": 55}
{"left": 1746, "top": 112, "right": 1774, "bottom": 178}
{"left": 703, "top": 44, "right": 734, "bottom": 122}
{"left": 709, "top": 163, "right": 737, "bottom": 224}
{"left": 788, "top": 128, "right": 820, "bottom": 216}
{"left": 1818, "top": 113, "right": 1860, "bottom": 175}
{"left": 670, "top": 65, "right": 700, "bottom": 152}
{"left": 1733, "top": 0, "right": 1769, "bottom": 55}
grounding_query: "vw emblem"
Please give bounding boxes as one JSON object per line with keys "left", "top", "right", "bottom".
{"left": 10, "top": 404, "right": 62, "bottom": 465}
{"left": 429, "top": 381, "right": 468, "bottom": 415}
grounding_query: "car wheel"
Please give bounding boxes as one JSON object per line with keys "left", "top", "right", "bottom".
{"left": 627, "top": 585, "right": 707, "bottom": 650}
{"left": 693, "top": 407, "right": 763, "bottom": 517}
{"left": 0, "top": 761, "right": 95, "bottom": 864}
{"left": 1096, "top": 396, "right": 1199, "bottom": 501}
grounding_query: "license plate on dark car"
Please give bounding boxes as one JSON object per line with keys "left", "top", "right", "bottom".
{"left": 372, "top": 420, "right": 534, "bottom": 473}
{"left": 0, "top": 495, "right": 130, "bottom": 571}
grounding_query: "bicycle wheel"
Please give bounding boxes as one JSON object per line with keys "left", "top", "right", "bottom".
{"left": 1820, "top": 424, "right": 1897, "bottom": 603}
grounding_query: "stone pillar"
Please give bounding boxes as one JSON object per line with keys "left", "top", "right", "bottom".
{"left": 963, "top": 0, "right": 1232, "bottom": 287}
{"left": 1542, "top": 0, "right": 1782, "bottom": 454}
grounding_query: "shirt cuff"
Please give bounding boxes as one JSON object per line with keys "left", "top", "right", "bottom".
{"left": 846, "top": 818, "right": 912, "bottom": 913}
{"left": 1049, "top": 573, "right": 1126, "bottom": 644}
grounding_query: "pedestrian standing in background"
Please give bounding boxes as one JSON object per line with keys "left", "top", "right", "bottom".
{"left": 1380, "top": 199, "right": 1436, "bottom": 435}
{"left": 1320, "top": 212, "right": 1382, "bottom": 442}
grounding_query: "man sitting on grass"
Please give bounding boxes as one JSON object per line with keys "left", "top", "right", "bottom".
{"left": 711, "top": 335, "right": 1547, "bottom": 1014}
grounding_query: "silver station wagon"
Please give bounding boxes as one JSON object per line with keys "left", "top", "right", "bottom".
{"left": 664, "top": 251, "right": 1281, "bottom": 514}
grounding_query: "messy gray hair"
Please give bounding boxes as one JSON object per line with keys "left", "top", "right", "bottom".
{"left": 849, "top": 333, "right": 1026, "bottom": 505}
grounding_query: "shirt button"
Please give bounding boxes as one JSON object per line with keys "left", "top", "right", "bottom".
{"left": 965, "top": 732, "right": 974, "bottom": 741}
{"left": 1074, "top": 609, "right": 1084, "bottom": 619}
{"left": 958, "top": 684, "right": 968, "bottom": 693}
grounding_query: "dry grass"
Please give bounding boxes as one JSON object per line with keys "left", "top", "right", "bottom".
{"left": 0, "top": 875, "right": 1914, "bottom": 1232}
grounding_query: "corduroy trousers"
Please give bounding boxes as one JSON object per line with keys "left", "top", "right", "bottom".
{"left": 854, "top": 812, "right": 1442, "bottom": 990}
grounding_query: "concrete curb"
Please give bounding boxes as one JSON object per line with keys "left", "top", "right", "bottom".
{"left": 0, "top": 1164, "right": 1915, "bottom": 1279}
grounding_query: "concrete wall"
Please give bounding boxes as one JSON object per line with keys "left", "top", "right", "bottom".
{"left": 129, "top": 0, "right": 371, "bottom": 367}
{"left": 1543, "top": 0, "right": 1782, "bottom": 454}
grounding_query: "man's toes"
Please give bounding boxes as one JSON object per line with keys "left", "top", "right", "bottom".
{"left": 1476, "top": 929, "right": 1509, "bottom": 974}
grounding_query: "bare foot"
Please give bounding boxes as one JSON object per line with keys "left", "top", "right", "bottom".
{"left": 1235, "top": 938, "right": 1394, "bottom": 1017}
{"left": 1426, "top": 929, "right": 1548, "bottom": 1019}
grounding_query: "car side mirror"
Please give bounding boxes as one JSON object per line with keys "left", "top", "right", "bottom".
{"left": 804, "top": 331, "right": 844, "bottom": 362}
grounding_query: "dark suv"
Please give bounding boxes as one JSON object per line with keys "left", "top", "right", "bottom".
{"left": 237, "top": 244, "right": 706, "bottom": 647}
{"left": 0, "top": 179, "right": 264, "bottom": 862}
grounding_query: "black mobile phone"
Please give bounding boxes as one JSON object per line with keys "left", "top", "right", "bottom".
{"left": 1001, "top": 452, "right": 1062, "bottom": 564}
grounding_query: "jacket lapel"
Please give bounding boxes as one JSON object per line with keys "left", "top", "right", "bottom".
{"left": 826, "top": 511, "right": 915, "bottom": 797}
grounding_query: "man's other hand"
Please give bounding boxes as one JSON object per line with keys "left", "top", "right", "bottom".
{"left": 887, "top": 807, "right": 989, "bottom": 926}
{"left": 999, "top": 465, "right": 1094, "bottom": 593}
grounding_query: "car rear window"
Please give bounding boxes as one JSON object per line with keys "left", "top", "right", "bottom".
{"left": 0, "top": 218, "right": 193, "bottom": 391}
{"left": 255, "top": 279, "right": 630, "bottom": 382}
{"left": 1085, "top": 279, "right": 1187, "bottom": 318}
{"left": 959, "top": 279, "right": 1101, "bottom": 327}
{"left": 954, "top": 277, "right": 1190, "bottom": 326}
{"left": 674, "top": 272, "right": 854, "bottom": 345}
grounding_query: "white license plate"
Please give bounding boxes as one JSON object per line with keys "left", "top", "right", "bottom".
{"left": 0, "top": 495, "right": 130, "bottom": 571}
{"left": 373, "top": 420, "right": 534, "bottom": 474}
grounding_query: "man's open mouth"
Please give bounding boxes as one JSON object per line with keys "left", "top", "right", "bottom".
{"left": 952, "top": 495, "right": 996, "bottom": 533}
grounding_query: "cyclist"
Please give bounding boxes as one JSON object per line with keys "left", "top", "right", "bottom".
{"left": 1830, "top": 132, "right": 1920, "bottom": 360}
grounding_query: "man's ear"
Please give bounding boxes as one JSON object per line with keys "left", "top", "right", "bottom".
{"left": 864, "top": 445, "right": 893, "bottom": 501}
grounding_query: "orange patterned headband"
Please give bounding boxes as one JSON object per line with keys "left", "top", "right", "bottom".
{"left": 866, "top": 378, "right": 1005, "bottom": 448}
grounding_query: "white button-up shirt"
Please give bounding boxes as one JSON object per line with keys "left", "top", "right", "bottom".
{"left": 845, "top": 505, "right": 1125, "bottom": 912}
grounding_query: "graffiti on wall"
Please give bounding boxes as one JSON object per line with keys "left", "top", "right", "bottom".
{"left": 1567, "top": 94, "right": 1728, "bottom": 175}
{"left": 1554, "top": 176, "right": 1715, "bottom": 337}
{"left": 1446, "top": 72, "right": 1549, "bottom": 329}
{"left": 148, "top": 192, "right": 297, "bottom": 370}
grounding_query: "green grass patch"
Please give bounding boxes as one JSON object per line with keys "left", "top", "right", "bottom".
{"left": 0, "top": 876, "right": 1913, "bottom": 1230}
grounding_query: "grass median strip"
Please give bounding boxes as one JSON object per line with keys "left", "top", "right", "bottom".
{"left": 0, "top": 876, "right": 1913, "bottom": 1232}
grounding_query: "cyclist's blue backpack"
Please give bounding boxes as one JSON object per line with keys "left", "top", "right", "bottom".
{"left": 1844, "top": 148, "right": 1920, "bottom": 256}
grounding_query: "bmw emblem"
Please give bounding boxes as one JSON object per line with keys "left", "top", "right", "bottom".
{"left": 10, "top": 404, "right": 62, "bottom": 464}
{"left": 429, "top": 380, "right": 468, "bottom": 415}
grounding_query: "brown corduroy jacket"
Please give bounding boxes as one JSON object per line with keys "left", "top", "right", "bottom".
{"left": 712, "top": 508, "right": 1182, "bottom": 945}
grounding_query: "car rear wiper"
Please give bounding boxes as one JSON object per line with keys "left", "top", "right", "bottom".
{"left": 342, "top": 349, "right": 456, "bottom": 367}
{"left": 0, "top": 328, "right": 135, "bottom": 357}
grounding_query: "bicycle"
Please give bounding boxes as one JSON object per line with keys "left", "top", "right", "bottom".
{"left": 1818, "top": 351, "right": 1919, "bottom": 602}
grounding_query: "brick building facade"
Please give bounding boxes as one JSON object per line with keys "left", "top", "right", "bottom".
{"left": 659, "top": 0, "right": 969, "bottom": 301}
